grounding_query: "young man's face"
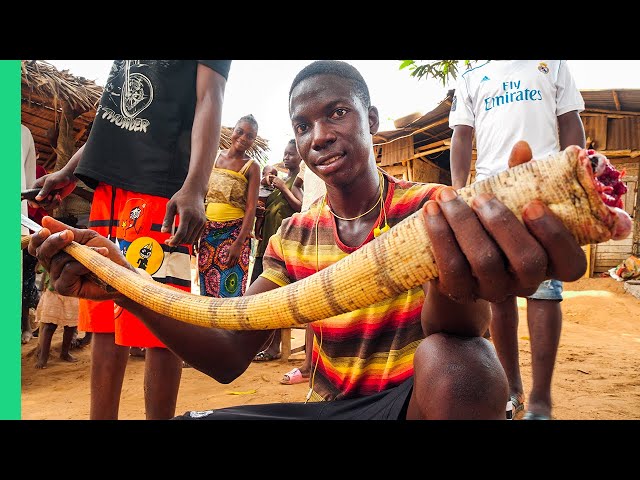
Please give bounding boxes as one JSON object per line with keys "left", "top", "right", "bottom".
{"left": 289, "top": 74, "right": 379, "bottom": 187}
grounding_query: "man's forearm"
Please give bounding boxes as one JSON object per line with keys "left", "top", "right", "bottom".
{"left": 421, "top": 282, "right": 490, "bottom": 337}
{"left": 450, "top": 126, "right": 474, "bottom": 190}
{"left": 115, "top": 293, "right": 272, "bottom": 382}
{"left": 558, "top": 111, "right": 586, "bottom": 150}
{"left": 183, "top": 70, "right": 226, "bottom": 196}
{"left": 65, "top": 144, "right": 85, "bottom": 176}
{"left": 451, "top": 165, "right": 471, "bottom": 190}
{"left": 280, "top": 186, "right": 302, "bottom": 211}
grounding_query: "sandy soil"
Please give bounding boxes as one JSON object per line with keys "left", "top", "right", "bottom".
{"left": 21, "top": 277, "right": 640, "bottom": 420}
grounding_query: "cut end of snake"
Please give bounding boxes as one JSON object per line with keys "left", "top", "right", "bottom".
{"left": 574, "top": 146, "right": 631, "bottom": 240}
{"left": 32, "top": 146, "right": 632, "bottom": 330}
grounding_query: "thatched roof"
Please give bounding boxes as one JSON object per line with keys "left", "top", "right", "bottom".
{"left": 21, "top": 60, "right": 103, "bottom": 113}
{"left": 21, "top": 60, "right": 270, "bottom": 171}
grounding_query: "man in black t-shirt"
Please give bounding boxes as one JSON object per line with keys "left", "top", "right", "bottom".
{"left": 31, "top": 60, "right": 231, "bottom": 420}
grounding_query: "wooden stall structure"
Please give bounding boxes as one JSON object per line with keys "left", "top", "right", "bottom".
{"left": 580, "top": 90, "right": 640, "bottom": 275}
{"left": 373, "top": 91, "right": 455, "bottom": 186}
{"left": 372, "top": 88, "right": 640, "bottom": 277}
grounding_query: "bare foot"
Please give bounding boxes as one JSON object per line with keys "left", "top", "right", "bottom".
{"left": 35, "top": 359, "right": 47, "bottom": 369}
{"left": 21, "top": 331, "right": 33, "bottom": 344}
{"left": 60, "top": 352, "right": 78, "bottom": 363}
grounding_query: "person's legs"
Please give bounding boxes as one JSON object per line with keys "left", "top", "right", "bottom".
{"left": 60, "top": 326, "right": 78, "bottom": 363}
{"left": 112, "top": 189, "right": 190, "bottom": 419}
{"left": 488, "top": 295, "right": 525, "bottom": 418}
{"left": 254, "top": 329, "right": 281, "bottom": 361}
{"left": 250, "top": 257, "right": 284, "bottom": 361}
{"left": 80, "top": 183, "right": 126, "bottom": 419}
{"left": 21, "top": 304, "right": 33, "bottom": 344}
{"left": 90, "top": 332, "right": 130, "bottom": 420}
{"left": 144, "top": 347, "right": 183, "bottom": 419}
{"left": 35, "top": 322, "right": 57, "bottom": 369}
{"left": 281, "top": 326, "right": 314, "bottom": 384}
{"left": 407, "top": 333, "right": 508, "bottom": 419}
{"left": 525, "top": 280, "right": 563, "bottom": 420}
{"left": 72, "top": 331, "right": 92, "bottom": 349}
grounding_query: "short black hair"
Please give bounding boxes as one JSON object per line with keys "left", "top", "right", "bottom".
{"left": 289, "top": 60, "right": 370, "bottom": 109}
{"left": 287, "top": 138, "right": 296, "bottom": 145}
{"left": 238, "top": 114, "right": 258, "bottom": 131}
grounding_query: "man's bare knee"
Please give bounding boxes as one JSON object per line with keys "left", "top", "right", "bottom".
{"left": 408, "top": 334, "right": 507, "bottom": 419}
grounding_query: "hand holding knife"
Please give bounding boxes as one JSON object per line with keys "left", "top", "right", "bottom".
{"left": 20, "top": 214, "right": 116, "bottom": 293}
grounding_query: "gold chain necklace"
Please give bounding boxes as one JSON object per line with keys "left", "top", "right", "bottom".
{"left": 326, "top": 172, "right": 384, "bottom": 221}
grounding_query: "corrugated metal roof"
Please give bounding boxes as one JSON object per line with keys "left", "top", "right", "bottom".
{"left": 373, "top": 90, "right": 455, "bottom": 145}
{"left": 582, "top": 89, "right": 640, "bottom": 113}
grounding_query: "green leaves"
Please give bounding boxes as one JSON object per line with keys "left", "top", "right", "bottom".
{"left": 398, "top": 60, "right": 479, "bottom": 86}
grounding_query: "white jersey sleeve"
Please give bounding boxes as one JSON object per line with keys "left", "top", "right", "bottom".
{"left": 556, "top": 61, "right": 585, "bottom": 116}
{"left": 448, "top": 72, "right": 475, "bottom": 128}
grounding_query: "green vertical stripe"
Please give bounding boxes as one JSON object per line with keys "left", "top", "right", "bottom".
{"left": 1, "top": 60, "right": 22, "bottom": 419}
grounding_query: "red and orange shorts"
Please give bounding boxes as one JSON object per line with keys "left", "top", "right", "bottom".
{"left": 78, "top": 183, "right": 192, "bottom": 348}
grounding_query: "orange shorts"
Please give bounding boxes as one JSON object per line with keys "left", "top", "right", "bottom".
{"left": 78, "top": 183, "right": 192, "bottom": 348}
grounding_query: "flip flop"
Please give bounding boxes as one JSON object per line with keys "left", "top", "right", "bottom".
{"left": 280, "top": 368, "right": 307, "bottom": 385}
{"left": 506, "top": 394, "right": 525, "bottom": 420}
{"left": 253, "top": 351, "right": 282, "bottom": 362}
{"left": 523, "top": 411, "right": 551, "bottom": 420}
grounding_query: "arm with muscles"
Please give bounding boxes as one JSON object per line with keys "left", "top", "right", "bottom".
{"left": 420, "top": 146, "right": 587, "bottom": 337}
{"left": 29, "top": 216, "right": 277, "bottom": 383}
{"left": 227, "top": 161, "right": 261, "bottom": 266}
{"left": 271, "top": 175, "right": 302, "bottom": 212}
{"left": 163, "top": 63, "right": 227, "bottom": 247}
{"left": 558, "top": 110, "right": 586, "bottom": 150}
{"left": 450, "top": 125, "right": 474, "bottom": 190}
{"left": 30, "top": 145, "right": 84, "bottom": 211}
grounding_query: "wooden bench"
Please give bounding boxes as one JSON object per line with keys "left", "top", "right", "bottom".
{"left": 280, "top": 326, "right": 307, "bottom": 362}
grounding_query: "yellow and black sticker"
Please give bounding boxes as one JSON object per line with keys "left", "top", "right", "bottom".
{"left": 125, "top": 237, "right": 164, "bottom": 275}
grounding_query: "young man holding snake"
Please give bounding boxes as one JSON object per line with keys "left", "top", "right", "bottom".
{"left": 30, "top": 60, "right": 598, "bottom": 420}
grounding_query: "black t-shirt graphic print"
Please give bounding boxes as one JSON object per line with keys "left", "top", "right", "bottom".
{"left": 76, "top": 60, "right": 231, "bottom": 199}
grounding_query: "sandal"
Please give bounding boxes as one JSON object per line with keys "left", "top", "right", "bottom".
{"left": 523, "top": 411, "right": 551, "bottom": 420}
{"left": 280, "top": 368, "right": 307, "bottom": 385}
{"left": 253, "top": 351, "right": 282, "bottom": 362}
{"left": 506, "top": 394, "right": 525, "bottom": 420}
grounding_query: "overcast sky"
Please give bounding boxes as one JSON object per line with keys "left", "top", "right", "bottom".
{"left": 46, "top": 60, "right": 640, "bottom": 164}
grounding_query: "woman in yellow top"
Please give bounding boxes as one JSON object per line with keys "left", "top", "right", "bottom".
{"left": 198, "top": 114, "right": 260, "bottom": 297}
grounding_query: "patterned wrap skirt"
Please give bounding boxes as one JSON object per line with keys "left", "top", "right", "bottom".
{"left": 198, "top": 218, "right": 251, "bottom": 298}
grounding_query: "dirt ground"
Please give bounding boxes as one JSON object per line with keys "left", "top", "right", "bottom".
{"left": 21, "top": 277, "right": 640, "bottom": 420}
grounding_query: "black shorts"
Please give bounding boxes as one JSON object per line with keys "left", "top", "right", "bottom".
{"left": 174, "top": 376, "right": 414, "bottom": 420}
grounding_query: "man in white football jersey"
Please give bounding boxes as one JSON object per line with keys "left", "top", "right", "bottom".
{"left": 449, "top": 60, "right": 586, "bottom": 420}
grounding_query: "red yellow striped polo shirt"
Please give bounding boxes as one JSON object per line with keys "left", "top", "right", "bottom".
{"left": 261, "top": 170, "right": 444, "bottom": 401}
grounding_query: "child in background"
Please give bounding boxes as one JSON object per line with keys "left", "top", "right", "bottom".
{"left": 35, "top": 265, "right": 79, "bottom": 369}
{"left": 254, "top": 164, "right": 278, "bottom": 241}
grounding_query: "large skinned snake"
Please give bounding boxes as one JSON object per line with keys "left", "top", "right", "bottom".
{"left": 21, "top": 146, "right": 632, "bottom": 330}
